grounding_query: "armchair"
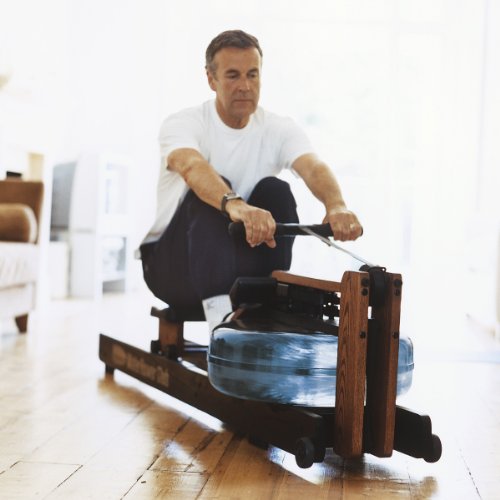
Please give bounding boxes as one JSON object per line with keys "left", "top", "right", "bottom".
{"left": 0, "top": 179, "right": 44, "bottom": 332}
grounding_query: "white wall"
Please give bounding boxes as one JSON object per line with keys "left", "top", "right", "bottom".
{"left": 1, "top": 0, "right": 498, "bottom": 338}
{"left": 0, "top": 0, "right": 70, "bottom": 165}
{"left": 465, "top": 0, "right": 500, "bottom": 335}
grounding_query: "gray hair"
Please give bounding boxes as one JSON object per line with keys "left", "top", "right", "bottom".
{"left": 205, "top": 30, "right": 263, "bottom": 74}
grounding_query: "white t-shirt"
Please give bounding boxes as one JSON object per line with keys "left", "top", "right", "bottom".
{"left": 143, "top": 99, "right": 314, "bottom": 243}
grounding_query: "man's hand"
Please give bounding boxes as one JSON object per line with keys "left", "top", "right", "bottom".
{"left": 226, "top": 199, "right": 277, "bottom": 248}
{"left": 324, "top": 208, "right": 363, "bottom": 242}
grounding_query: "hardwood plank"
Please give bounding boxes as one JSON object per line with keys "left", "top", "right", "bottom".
{"left": 0, "top": 411, "right": 72, "bottom": 457}
{"left": 273, "top": 472, "right": 343, "bottom": 500}
{"left": 185, "top": 428, "right": 234, "bottom": 475}
{"left": 45, "top": 466, "right": 145, "bottom": 500}
{"left": 84, "top": 402, "right": 188, "bottom": 471}
{"left": 410, "top": 475, "right": 481, "bottom": 500}
{"left": 342, "top": 478, "right": 412, "bottom": 498}
{"left": 25, "top": 407, "right": 140, "bottom": 464}
{"left": 0, "top": 411, "right": 20, "bottom": 431}
{"left": 341, "top": 455, "right": 409, "bottom": 482}
{"left": 124, "top": 470, "right": 207, "bottom": 499}
{"left": 150, "top": 418, "right": 234, "bottom": 473}
{"left": 0, "top": 454, "right": 23, "bottom": 474}
{"left": 198, "top": 436, "right": 284, "bottom": 499}
{"left": 475, "top": 482, "right": 500, "bottom": 500}
{"left": 0, "top": 461, "right": 79, "bottom": 499}
{"left": 268, "top": 448, "right": 343, "bottom": 499}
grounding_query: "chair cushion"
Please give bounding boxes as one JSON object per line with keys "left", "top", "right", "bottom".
{"left": 0, "top": 203, "right": 38, "bottom": 243}
{"left": 0, "top": 242, "right": 39, "bottom": 288}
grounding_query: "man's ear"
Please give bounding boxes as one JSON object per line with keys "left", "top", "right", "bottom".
{"left": 206, "top": 69, "right": 217, "bottom": 91}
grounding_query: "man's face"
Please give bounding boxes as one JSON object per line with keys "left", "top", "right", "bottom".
{"left": 207, "top": 47, "right": 261, "bottom": 129}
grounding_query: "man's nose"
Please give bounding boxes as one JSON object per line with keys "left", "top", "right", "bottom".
{"left": 238, "top": 77, "right": 251, "bottom": 92}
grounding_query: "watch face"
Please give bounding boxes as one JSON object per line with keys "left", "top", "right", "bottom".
{"left": 222, "top": 192, "right": 242, "bottom": 214}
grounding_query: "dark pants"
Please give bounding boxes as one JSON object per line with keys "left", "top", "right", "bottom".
{"left": 141, "top": 177, "right": 299, "bottom": 310}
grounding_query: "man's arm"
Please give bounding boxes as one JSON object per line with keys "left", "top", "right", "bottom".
{"left": 168, "top": 148, "right": 277, "bottom": 248}
{"left": 292, "top": 153, "right": 362, "bottom": 241}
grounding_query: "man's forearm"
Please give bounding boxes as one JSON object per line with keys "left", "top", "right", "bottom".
{"left": 293, "top": 153, "right": 347, "bottom": 211}
{"left": 306, "top": 165, "right": 347, "bottom": 212}
{"left": 293, "top": 153, "right": 362, "bottom": 241}
{"left": 167, "top": 147, "right": 276, "bottom": 247}
{"left": 168, "top": 148, "right": 232, "bottom": 211}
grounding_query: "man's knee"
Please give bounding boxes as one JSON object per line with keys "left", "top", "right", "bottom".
{"left": 250, "top": 177, "right": 298, "bottom": 222}
{"left": 254, "top": 176, "right": 293, "bottom": 197}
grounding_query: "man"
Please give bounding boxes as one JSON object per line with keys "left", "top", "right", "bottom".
{"left": 141, "top": 30, "right": 362, "bottom": 331}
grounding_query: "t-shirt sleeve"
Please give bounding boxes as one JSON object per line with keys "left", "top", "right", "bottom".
{"left": 158, "top": 109, "right": 204, "bottom": 162}
{"left": 277, "top": 118, "right": 315, "bottom": 171}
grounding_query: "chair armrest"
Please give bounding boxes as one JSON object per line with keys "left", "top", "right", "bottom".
{"left": 0, "top": 203, "right": 38, "bottom": 243}
{"left": 0, "top": 180, "right": 44, "bottom": 242}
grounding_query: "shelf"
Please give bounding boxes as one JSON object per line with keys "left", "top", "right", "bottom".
{"left": 58, "top": 153, "right": 132, "bottom": 299}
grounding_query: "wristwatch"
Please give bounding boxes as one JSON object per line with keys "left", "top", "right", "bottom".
{"left": 221, "top": 191, "right": 243, "bottom": 215}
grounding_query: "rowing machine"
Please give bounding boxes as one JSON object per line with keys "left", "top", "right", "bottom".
{"left": 99, "top": 223, "right": 441, "bottom": 468}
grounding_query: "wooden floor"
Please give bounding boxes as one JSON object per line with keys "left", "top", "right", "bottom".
{"left": 1, "top": 288, "right": 500, "bottom": 499}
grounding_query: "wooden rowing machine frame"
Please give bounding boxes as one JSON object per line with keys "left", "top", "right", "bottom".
{"left": 99, "top": 267, "right": 441, "bottom": 468}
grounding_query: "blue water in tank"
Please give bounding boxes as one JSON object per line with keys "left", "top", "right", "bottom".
{"left": 208, "top": 321, "right": 413, "bottom": 407}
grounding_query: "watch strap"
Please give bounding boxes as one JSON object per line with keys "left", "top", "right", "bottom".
{"left": 221, "top": 192, "right": 243, "bottom": 215}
